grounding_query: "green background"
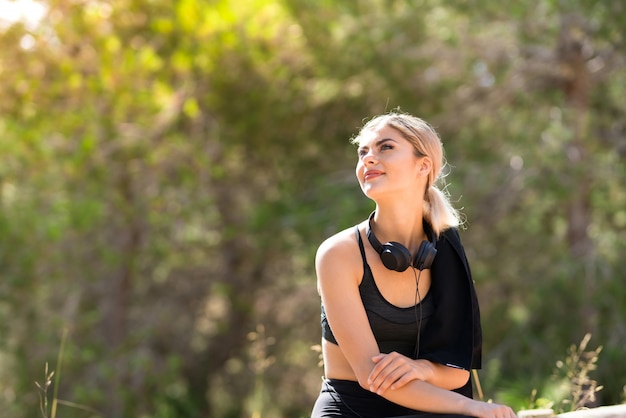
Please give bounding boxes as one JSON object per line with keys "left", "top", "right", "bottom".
{"left": 0, "top": 0, "right": 624, "bottom": 416}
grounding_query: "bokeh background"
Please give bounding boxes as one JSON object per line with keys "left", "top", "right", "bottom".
{"left": 0, "top": 1, "right": 625, "bottom": 417}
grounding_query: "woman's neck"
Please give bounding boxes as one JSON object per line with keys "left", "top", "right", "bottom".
{"left": 370, "top": 203, "right": 427, "bottom": 253}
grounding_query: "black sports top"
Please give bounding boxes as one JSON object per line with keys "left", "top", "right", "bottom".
{"left": 321, "top": 226, "right": 435, "bottom": 358}
{"left": 320, "top": 221, "right": 482, "bottom": 397}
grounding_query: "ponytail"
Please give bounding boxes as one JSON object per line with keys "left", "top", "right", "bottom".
{"left": 424, "top": 185, "right": 463, "bottom": 237}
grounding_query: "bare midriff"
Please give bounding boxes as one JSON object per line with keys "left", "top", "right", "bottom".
{"left": 322, "top": 339, "right": 359, "bottom": 382}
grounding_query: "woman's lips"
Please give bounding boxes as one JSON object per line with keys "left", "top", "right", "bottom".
{"left": 364, "top": 170, "right": 383, "bottom": 181}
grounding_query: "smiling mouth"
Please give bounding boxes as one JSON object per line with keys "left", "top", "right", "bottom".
{"left": 364, "top": 171, "right": 383, "bottom": 181}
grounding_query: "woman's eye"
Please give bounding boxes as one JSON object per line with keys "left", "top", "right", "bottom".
{"left": 381, "top": 144, "right": 393, "bottom": 151}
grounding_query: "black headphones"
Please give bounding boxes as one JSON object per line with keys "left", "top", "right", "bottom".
{"left": 366, "top": 211, "right": 437, "bottom": 272}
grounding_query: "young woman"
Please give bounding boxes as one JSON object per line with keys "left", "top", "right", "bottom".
{"left": 311, "top": 113, "right": 516, "bottom": 418}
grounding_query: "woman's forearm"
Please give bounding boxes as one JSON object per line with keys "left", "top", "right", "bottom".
{"left": 379, "top": 378, "right": 473, "bottom": 415}
{"left": 423, "top": 360, "right": 470, "bottom": 390}
{"left": 377, "top": 379, "right": 516, "bottom": 418}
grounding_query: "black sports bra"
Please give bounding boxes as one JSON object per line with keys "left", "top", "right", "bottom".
{"left": 321, "top": 226, "right": 435, "bottom": 357}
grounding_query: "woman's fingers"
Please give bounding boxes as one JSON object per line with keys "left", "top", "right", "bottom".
{"left": 368, "top": 352, "right": 417, "bottom": 394}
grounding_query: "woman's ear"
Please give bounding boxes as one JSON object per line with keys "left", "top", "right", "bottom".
{"left": 419, "top": 156, "right": 432, "bottom": 177}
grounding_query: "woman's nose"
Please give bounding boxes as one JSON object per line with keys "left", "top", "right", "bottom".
{"left": 363, "top": 149, "right": 376, "bottom": 164}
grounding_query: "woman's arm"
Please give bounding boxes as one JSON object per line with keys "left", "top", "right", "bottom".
{"left": 316, "top": 232, "right": 515, "bottom": 418}
{"left": 369, "top": 352, "right": 470, "bottom": 393}
{"left": 316, "top": 232, "right": 381, "bottom": 384}
{"left": 372, "top": 378, "right": 515, "bottom": 418}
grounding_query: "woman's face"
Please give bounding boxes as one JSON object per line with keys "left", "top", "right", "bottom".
{"left": 355, "top": 125, "right": 429, "bottom": 200}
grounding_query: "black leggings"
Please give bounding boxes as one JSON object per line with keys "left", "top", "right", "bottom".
{"left": 311, "top": 379, "right": 470, "bottom": 418}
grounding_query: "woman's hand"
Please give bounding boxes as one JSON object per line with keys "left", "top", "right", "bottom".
{"left": 367, "top": 352, "right": 433, "bottom": 395}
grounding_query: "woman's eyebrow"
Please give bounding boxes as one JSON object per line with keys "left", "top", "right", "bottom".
{"left": 358, "top": 137, "right": 397, "bottom": 153}
{"left": 376, "top": 138, "right": 396, "bottom": 146}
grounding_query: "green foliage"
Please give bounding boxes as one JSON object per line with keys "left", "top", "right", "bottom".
{"left": 0, "top": 0, "right": 625, "bottom": 416}
{"left": 505, "top": 334, "right": 605, "bottom": 414}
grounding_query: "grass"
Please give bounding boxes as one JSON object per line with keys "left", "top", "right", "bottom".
{"left": 34, "top": 329, "right": 102, "bottom": 418}
{"left": 522, "top": 333, "right": 604, "bottom": 414}
{"left": 552, "top": 333, "right": 603, "bottom": 413}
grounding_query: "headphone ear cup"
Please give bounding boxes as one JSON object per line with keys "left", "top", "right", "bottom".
{"left": 380, "top": 242, "right": 412, "bottom": 272}
{"left": 413, "top": 241, "right": 437, "bottom": 271}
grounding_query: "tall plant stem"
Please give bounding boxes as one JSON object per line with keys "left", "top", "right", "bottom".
{"left": 51, "top": 328, "right": 68, "bottom": 418}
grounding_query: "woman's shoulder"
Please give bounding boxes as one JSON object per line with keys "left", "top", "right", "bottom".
{"left": 316, "top": 224, "right": 360, "bottom": 262}
{"left": 315, "top": 223, "right": 365, "bottom": 293}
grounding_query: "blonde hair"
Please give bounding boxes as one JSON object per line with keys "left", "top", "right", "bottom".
{"left": 351, "top": 112, "right": 463, "bottom": 236}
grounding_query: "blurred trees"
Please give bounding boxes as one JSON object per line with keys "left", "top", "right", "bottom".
{"left": 0, "top": 0, "right": 624, "bottom": 417}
